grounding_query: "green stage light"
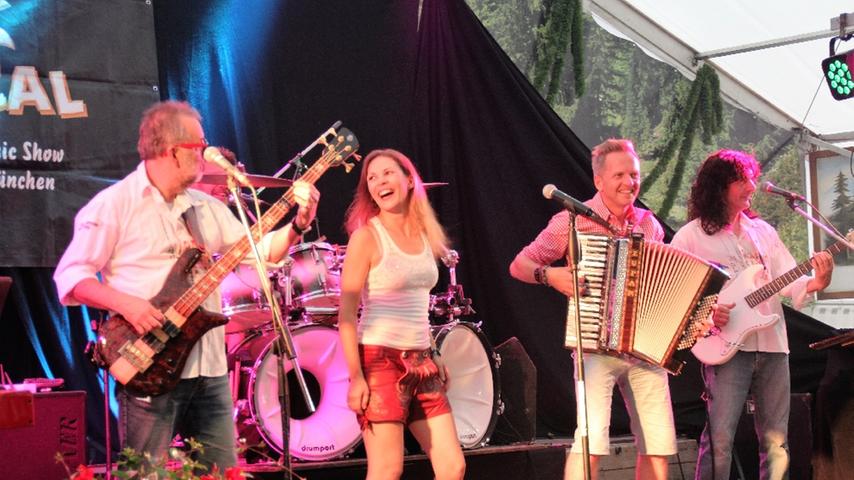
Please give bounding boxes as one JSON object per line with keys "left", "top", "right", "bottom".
{"left": 822, "top": 36, "right": 854, "bottom": 101}
{"left": 822, "top": 52, "right": 854, "bottom": 99}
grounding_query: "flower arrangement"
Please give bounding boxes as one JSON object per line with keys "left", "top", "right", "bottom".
{"left": 56, "top": 438, "right": 249, "bottom": 480}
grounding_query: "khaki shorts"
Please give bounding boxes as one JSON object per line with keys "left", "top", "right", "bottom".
{"left": 570, "top": 352, "right": 677, "bottom": 456}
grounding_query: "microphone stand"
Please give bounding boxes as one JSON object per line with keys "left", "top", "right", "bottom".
{"left": 566, "top": 210, "right": 592, "bottom": 480}
{"left": 787, "top": 199, "right": 854, "bottom": 250}
{"left": 257, "top": 121, "right": 342, "bottom": 195}
{"left": 226, "top": 177, "right": 315, "bottom": 480}
{"left": 88, "top": 313, "right": 113, "bottom": 480}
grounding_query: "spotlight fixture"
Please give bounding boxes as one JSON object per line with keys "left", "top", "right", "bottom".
{"left": 822, "top": 36, "right": 854, "bottom": 100}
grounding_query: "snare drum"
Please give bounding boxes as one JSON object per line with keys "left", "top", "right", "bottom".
{"left": 432, "top": 321, "right": 502, "bottom": 448}
{"left": 281, "top": 242, "right": 343, "bottom": 317}
{"left": 230, "top": 324, "right": 361, "bottom": 461}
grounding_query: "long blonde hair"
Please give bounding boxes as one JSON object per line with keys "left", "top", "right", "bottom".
{"left": 344, "top": 149, "right": 449, "bottom": 258}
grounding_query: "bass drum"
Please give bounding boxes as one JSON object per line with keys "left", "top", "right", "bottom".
{"left": 232, "top": 324, "right": 361, "bottom": 461}
{"left": 432, "top": 321, "right": 502, "bottom": 448}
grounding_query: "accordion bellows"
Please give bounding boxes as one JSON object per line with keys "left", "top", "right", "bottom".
{"left": 565, "top": 233, "right": 728, "bottom": 374}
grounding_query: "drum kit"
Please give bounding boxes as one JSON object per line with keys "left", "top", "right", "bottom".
{"left": 220, "top": 233, "right": 503, "bottom": 462}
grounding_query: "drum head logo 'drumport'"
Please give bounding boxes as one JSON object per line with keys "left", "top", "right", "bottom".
{"left": 0, "top": 0, "right": 88, "bottom": 118}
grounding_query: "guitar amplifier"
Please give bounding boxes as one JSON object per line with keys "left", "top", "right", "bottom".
{"left": 0, "top": 391, "right": 86, "bottom": 479}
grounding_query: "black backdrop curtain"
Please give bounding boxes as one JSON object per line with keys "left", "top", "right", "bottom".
{"left": 0, "top": 0, "right": 839, "bottom": 464}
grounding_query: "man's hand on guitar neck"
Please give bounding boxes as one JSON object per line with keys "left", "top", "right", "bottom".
{"left": 807, "top": 251, "right": 834, "bottom": 294}
{"left": 292, "top": 181, "right": 320, "bottom": 232}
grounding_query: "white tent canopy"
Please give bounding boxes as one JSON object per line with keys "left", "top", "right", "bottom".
{"left": 590, "top": 0, "right": 854, "bottom": 149}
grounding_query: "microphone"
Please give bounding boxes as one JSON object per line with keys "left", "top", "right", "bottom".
{"left": 543, "top": 184, "right": 595, "bottom": 216}
{"left": 204, "top": 147, "right": 251, "bottom": 187}
{"left": 543, "top": 184, "right": 618, "bottom": 234}
{"left": 761, "top": 181, "right": 805, "bottom": 202}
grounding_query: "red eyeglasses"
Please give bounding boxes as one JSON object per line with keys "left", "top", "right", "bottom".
{"left": 173, "top": 140, "right": 208, "bottom": 152}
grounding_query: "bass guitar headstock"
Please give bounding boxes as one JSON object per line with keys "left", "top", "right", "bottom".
{"left": 321, "top": 127, "right": 361, "bottom": 173}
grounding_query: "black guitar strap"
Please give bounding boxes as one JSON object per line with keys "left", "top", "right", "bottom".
{"left": 181, "top": 206, "right": 213, "bottom": 270}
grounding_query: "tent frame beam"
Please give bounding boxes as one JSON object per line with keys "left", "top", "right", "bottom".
{"left": 800, "top": 131, "right": 854, "bottom": 158}
{"left": 696, "top": 21, "right": 854, "bottom": 61}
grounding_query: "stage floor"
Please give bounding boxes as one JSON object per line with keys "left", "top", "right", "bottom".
{"left": 238, "top": 435, "right": 698, "bottom": 479}
{"left": 87, "top": 436, "right": 698, "bottom": 479}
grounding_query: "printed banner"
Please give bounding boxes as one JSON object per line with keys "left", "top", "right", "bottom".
{"left": 0, "top": 0, "right": 159, "bottom": 266}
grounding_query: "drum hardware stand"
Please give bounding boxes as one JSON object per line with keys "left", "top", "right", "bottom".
{"left": 432, "top": 250, "right": 475, "bottom": 322}
{"left": 566, "top": 210, "right": 592, "bottom": 480}
{"left": 309, "top": 245, "right": 329, "bottom": 296}
{"left": 227, "top": 178, "right": 314, "bottom": 480}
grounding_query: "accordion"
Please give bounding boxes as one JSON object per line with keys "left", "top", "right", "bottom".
{"left": 565, "top": 233, "right": 728, "bottom": 374}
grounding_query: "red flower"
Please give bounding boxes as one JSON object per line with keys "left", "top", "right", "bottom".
{"left": 224, "top": 466, "right": 244, "bottom": 480}
{"left": 199, "top": 476, "right": 216, "bottom": 480}
{"left": 74, "top": 465, "right": 95, "bottom": 480}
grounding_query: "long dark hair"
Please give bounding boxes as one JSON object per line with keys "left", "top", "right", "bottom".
{"left": 687, "top": 149, "right": 761, "bottom": 235}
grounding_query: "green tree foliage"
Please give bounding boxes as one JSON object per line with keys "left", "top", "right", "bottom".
{"left": 467, "top": 0, "right": 541, "bottom": 69}
{"left": 530, "top": 0, "right": 585, "bottom": 103}
{"left": 750, "top": 142, "right": 809, "bottom": 260}
{"left": 642, "top": 64, "right": 723, "bottom": 220}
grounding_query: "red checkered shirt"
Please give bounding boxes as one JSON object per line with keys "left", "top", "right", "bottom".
{"left": 520, "top": 192, "right": 664, "bottom": 265}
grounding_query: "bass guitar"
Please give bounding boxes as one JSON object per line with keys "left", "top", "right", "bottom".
{"left": 95, "top": 128, "right": 360, "bottom": 397}
{"left": 692, "top": 231, "right": 852, "bottom": 365}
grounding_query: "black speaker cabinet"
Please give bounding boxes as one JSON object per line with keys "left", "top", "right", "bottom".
{"left": 491, "top": 337, "right": 537, "bottom": 444}
{"left": 732, "top": 393, "right": 811, "bottom": 480}
{"left": 0, "top": 391, "right": 86, "bottom": 479}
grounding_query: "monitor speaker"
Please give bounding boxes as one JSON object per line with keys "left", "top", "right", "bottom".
{"left": 491, "top": 337, "right": 537, "bottom": 444}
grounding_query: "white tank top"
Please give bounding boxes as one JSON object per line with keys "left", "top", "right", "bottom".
{"left": 357, "top": 217, "right": 438, "bottom": 349}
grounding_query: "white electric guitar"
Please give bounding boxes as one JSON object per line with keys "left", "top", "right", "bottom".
{"left": 692, "top": 231, "right": 852, "bottom": 365}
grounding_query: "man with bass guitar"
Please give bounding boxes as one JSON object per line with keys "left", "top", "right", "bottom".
{"left": 54, "top": 101, "right": 320, "bottom": 471}
{"left": 671, "top": 149, "right": 834, "bottom": 480}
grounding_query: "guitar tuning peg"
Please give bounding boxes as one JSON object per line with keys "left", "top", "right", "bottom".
{"left": 343, "top": 161, "right": 354, "bottom": 173}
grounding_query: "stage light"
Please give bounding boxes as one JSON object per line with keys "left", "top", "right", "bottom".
{"left": 822, "top": 51, "right": 854, "bottom": 100}
{"left": 822, "top": 37, "right": 854, "bottom": 101}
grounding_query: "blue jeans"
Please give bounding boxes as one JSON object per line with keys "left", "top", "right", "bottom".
{"left": 695, "top": 351, "right": 790, "bottom": 480}
{"left": 118, "top": 375, "right": 237, "bottom": 473}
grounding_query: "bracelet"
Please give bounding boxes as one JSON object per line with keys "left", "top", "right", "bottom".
{"left": 534, "top": 266, "right": 550, "bottom": 286}
{"left": 291, "top": 220, "right": 311, "bottom": 236}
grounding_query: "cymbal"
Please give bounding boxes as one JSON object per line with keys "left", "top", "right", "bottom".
{"left": 423, "top": 182, "right": 448, "bottom": 189}
{"left": 228, "top": 192, "right": 270, "bottom": 206}
{"left": 198, "top": 174, "right": 293, "bottom": 188}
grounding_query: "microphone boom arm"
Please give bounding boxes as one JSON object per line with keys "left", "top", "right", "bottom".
{"left": 258, "top": 121, "right": 343, "bottom": 194}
